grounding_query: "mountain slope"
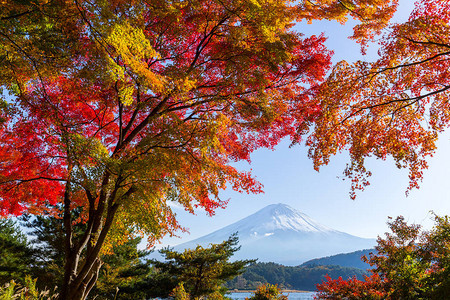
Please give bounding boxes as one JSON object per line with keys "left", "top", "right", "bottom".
{"left": 174, "top": 203, "right": 376, "bottom": 266}
{"left": 301, "top": 248, "right": 376, "bottom": 270}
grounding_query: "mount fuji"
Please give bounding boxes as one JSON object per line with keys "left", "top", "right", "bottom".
{"left": 173, "top": 203, "right": 376, "bottom": 266}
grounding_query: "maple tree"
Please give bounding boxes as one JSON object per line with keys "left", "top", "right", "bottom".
{"left": 315, "top": 273, "right": 386, "bottom": 299}
{"left": 308, "top": 0, "right": 450, "bottom": 198}
{"left": 316, "top": 214, "right": 450, "bottom": 300}
{"left": 0, "top": 0, "right": 398, "bottom": 299}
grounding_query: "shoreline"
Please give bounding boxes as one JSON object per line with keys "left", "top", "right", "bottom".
{"left": 228, "top": 289, "right": 313, "bottom": 294}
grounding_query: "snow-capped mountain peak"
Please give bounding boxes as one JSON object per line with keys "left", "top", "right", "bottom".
{"left": 172, "top": 203, "right": 376, "bottom": 265}
{"left": 248, "top": 203, "right": 335, "bottom": 233}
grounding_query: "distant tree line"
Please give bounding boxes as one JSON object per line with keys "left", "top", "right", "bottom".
{"left": 225, "top": 262, "right": 369, "bottom": 291}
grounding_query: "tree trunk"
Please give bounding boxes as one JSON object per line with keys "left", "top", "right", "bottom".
{"left": 58, "top": 165, "right": 133, "bottom": 299}
{"left": 59, "top": 202, "right": 120, "bottom": 300}
{"left": 60, "top": 245, "right": 102, "bottom": 300}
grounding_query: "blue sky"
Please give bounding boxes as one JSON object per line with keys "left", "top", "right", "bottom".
{"left": 156, "top": 0, "right": 450, "bottom": 248}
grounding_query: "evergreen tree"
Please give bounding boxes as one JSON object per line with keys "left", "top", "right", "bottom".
{"left": 92, "top": 237, "right": 152, "bottom": 300}
{"left": 0, "top": 219, "right": 36, "bottom": 285}
{"left": 149, "top": 234, "right": 255, "bottom": 298}
{"left": 21, "top": 210, "right": 87, "bottom": 289}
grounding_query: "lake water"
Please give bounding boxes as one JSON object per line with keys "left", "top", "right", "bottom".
{"left": 227, "top": 292, "right": 316, "bottom": 300}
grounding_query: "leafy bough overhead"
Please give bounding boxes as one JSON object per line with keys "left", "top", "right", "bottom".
{"left": 308, "top": 0, "right": 450, "bottom": 199}
{"left": 0, "top": 0, "right": 398, "bottom": 299}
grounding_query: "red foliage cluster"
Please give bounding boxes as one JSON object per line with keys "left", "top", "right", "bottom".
{"left": 316, "top": 274, "right": 387, "bottom": 300}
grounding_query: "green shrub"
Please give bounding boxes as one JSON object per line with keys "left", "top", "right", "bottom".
{"left": 246, "top": 284, "right": 288, "bottom": 300}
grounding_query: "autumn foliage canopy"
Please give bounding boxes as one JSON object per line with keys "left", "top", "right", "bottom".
{"left": 0, "top": 0, "right": 417, "bottom": 298}
{"left": 0, "top": 0, "right": 397, "bottom": 245}
{"left": 308, "top": 0, "right": 450, "bottom": 198}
